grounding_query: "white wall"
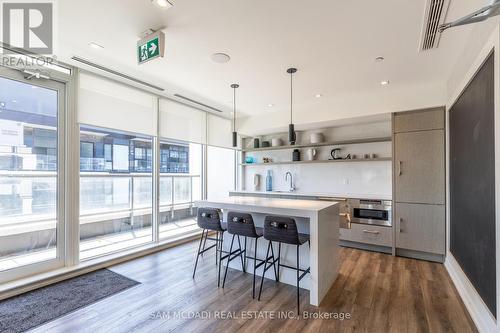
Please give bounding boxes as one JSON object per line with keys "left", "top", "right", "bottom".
{"left": 207, "top": 146, "right": 236, "bottom": 200}
{"left": 241, "top": 121, "right": 392, "bottom": 197}
{"left": 445, "top": 22, "right": 500, "bottom": 333}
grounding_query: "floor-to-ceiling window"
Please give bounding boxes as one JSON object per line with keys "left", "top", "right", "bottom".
{"left": 79, "top": 126, "right": 153, "bottom": 260}
{"left": 0, "top": 71, "right": 65, "bottom": 273}
{"left": 158, "top": 141, "right": 202, "bottom": 240}
{"left": 77, "top": 72, "right": 157, "bottom": 260}
{"left": 158, "top": 98, "right": 206, "bottom": 240}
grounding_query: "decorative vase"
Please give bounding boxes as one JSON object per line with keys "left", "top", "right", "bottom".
{"left": 292, "top": 149, "right": 301, "bottom": 161}
{"left": 253, "top": 174, "right": 261, "bottom": 191}
{"left": 253, "top": 138, "right": 260, "bottom": 148}
{"left": 265, "top": 170, "right": 273, "bottom": 191}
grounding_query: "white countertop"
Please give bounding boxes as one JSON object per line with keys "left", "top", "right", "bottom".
{"left": 229, "top": 190, "right": 392, "bottom": 201}
{"left": 195, "top": 196, "right": 338, "bottom": 213}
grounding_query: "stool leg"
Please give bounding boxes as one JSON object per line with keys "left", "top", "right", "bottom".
{"left": 270, "top": 242, "right": 278, "bottom": 282}
{"left": 218, "top": 232, "right": 224, "bottom": 287}
{"left": 215, "top": 231, "right": 219, "bottom": 266}
{"left": 258, "top": 241, "right": 272, "bottom": 301}
{"left": 252, "top": 238, "right": 258, "bottom": 299}
{"left": 192, "top": 229, "right": 206, "bottom": 279}
{"left": 296, "top": 244, "right": 300, "bottom": 314}
{"left": 237, "top": 236, "right": 246, "bottom": 273}
{"left": 222, "top": 234, "right": 236, "bottom": 288}
{"left": 277, "top": 242, "right": 281, "bottom": 282}
{"left": 201, "top": 229, "right": 207, "bottom": 257}
{"left": 244, "top": 236, "right": 248, "bottom": 271}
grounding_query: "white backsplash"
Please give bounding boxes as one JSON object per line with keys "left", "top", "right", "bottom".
{"left": 241, "top": 121, "right": 392, "bottom": 197}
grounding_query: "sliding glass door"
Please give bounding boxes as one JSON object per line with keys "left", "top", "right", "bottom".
{"left": 0, "top": 67, "right": 66, "bottom": 279}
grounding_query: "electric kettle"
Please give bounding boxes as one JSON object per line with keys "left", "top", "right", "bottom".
{"left": 330, "top": 148, "right": 342, "bottom": 160}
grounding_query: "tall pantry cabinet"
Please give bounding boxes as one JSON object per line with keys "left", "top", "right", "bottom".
{"left": 392, "top": 107, "right": 446, "bottom": 262}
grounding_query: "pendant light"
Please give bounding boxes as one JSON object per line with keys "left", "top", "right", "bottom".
{"left": 231, "top": 83, "right": 239, "bottom": 147}
{"left": 287, "top": 67, "right": 297, "bottom": 145}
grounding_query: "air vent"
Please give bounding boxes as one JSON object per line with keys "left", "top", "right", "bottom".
{"left": 70, "top": 56, "right": 165, "bottom": 91}
{"left": 420, "top": 0, "right": 450, "bottom": 51}
{"left": 173, "top": 94, "right": 223, "bottom": 113}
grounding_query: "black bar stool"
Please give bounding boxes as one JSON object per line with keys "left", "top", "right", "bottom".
{"left": 258, "top": 215, "right": 310, "bottom": 313}
{"left": 193, "top": 207, "right": 228, "bottom": 287}
{"left": 222, "top": 212, "right": 273, "bottom": 298}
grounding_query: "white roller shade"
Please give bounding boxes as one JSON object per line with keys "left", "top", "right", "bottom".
{"left": 207, "top": 113, "right": 232, "bottom": 148}
{"left": 78, "top": 72, "right": 157, "bottom": 136}
{"left": 159, "top": 98, "right": 207, "bottom": 144}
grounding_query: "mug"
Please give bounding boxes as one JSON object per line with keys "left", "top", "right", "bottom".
{"left": 306, "top": 148, "right": 317, "bottom": 161}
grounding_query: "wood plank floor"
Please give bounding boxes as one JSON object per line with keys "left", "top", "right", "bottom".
{"left": 30, "top": 241, "right": 477, "bottom": 333}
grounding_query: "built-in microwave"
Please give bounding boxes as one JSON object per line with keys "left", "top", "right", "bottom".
{"left": 349, "top": 199, "right": 392, "bottom": 227}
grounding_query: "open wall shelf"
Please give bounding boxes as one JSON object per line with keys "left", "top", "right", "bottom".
{"left": 242, "top": 136, "right": 392, "bottom": 153}
{"left": 239, "top": 157, "right": 392, "bottom": 166}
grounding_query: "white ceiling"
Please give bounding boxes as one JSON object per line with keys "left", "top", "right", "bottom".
{"left": 57, "top": 0, "right": 490, "bottom": 132}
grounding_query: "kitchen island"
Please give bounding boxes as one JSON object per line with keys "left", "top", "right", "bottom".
{"left": 195, "top": 196, "right": 339, "bottom": 306}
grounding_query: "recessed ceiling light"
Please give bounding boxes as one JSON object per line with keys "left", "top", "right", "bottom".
{"left": 268, "top": 104, "right": 274, "bottom": 107}
{"left": 211, "top": 53, "right": 231, "bottom": 63}
{"left": 380, "top": 80, "right": 390, "bottom": 86}
{"left": 11, "top": 99, "right": 17, "bottom": 103}
{"left": 315, "top": 94, "right": 322, "bottom": 98}
{"left": 153, "top": 0, "right": 173, "bottom": 8}
{"left": 0, "top": 102, "right": 5, "bottom": 108}
{"left": 89, "top": 42, "right": 104, "bottom": 49}
{"left": 375, "top": 56, "right": 385, "bottom": 62}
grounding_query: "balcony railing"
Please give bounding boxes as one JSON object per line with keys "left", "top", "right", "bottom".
{"left": 0, "top": 171, "right": 201, "bottom": 232}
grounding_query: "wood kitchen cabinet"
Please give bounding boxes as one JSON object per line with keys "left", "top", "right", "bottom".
{"left": 394, "top": 107, "right": 444, "bottom": 133}
{"left": 394, "top": 130, "right": 445, "bottom": 204}
{"left": 395, "top": 203, "right": 445, "bottom": 254}
{"left": 392, "top": 107, "right": 446, "bottom": 262}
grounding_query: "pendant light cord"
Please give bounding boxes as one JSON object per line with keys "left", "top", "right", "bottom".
{"left": 290, "top": 71, "right": 293, "bottom": 123}
{"left": 233, "top": 87, "right": 236, "bottom": 131}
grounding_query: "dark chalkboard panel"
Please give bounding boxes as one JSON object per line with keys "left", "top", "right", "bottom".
{"left": 450, "top": 51, "right": 496, "bottom": 317}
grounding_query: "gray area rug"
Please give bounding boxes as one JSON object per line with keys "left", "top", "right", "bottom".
{"left": 0, "top": 269, "right": 140, "bottom": 333}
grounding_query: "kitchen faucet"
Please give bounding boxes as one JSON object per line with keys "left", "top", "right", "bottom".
{"left": 285, "top": 171, "right": 295, "bottom": 192}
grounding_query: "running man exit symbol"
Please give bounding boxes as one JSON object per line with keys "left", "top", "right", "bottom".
{"left": 137, "top": 31, "right": 165, "bottom": 64}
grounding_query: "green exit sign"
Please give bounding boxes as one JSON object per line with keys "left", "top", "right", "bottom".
{"left": 137, "top": 31, "right": 165, "bottom": 64}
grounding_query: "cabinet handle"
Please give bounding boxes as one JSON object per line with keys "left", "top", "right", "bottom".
{"left": 318, "top": 197, "right": 346, "bottom": 201}
{"left": 362, "top": 230, "right": 380, "bottom": 235}
{"left": 399, "top": 218, "right": 403, "bottom": 233}
{"left": 398, "top": 161, "right": 402, "bottom": 176}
